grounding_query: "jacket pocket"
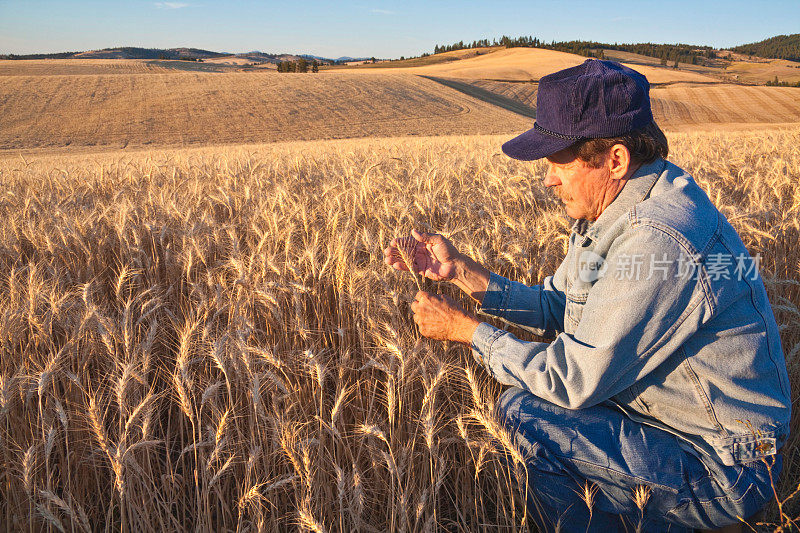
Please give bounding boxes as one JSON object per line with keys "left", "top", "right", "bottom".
{"left": 679, "top": 349, "right": 726, "bottom": 434}
{"left": 565, "top": 289, "right": 588, "bottom": 329}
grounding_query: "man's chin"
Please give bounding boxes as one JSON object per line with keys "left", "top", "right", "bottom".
{"left": 564, "top": 205, "right": 583, "bottom": 219}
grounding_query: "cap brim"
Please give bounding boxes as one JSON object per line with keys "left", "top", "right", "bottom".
{"left": 501, "top": 125, "right": 578, "bottom": 161}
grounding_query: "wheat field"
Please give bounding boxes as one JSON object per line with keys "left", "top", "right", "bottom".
{"left": 0, "top": 127, "right": 798, "bottom": 532}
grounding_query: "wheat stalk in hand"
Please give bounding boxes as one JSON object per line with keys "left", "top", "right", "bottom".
{"left": 396, "top": 235, "right": 423, "bottom": 291}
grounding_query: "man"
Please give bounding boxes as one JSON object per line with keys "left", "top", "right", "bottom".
{"left": 384, "top": 60, "right": 791, "bottom": 532}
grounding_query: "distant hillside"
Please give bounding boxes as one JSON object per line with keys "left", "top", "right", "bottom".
{"left": 431, "top": 36, "right": 717, "bottom": 66}
{"left": 234, "top": 52, "right": 282, "bottom": 64}
{"left": 75, "top": 47, "right": 229, "bottom": 59}
{"left": 0, "top": 47, "right": 229, "bottom": 60}
{"left": 335, "top": 56, "right": 372, "bottom": 62}
{"left": 728, "top": 34, "right": 800, "bottom": 62}
{"left": 0, "top": 47, "right": 342, "bottom": 63}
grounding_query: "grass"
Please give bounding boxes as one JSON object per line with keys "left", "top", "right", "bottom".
{"left": 0, "top": 128, "right": 798, "bottom": 531}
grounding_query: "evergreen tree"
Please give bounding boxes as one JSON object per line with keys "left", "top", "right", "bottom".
{"left": 728, "top": 33, "right": 800, "bottom": 62}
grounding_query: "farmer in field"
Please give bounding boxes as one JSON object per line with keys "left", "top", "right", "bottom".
{"left": 384, "top": 60, "right": 791, "bottom": 532}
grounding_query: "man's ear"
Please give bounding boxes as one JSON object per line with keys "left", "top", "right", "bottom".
{"left": 607, "top": 144, "right": 631, "bottom": 180}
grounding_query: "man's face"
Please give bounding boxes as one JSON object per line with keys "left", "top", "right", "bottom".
{"left": 543, "top": 148, "right": 613, "bottom": 221}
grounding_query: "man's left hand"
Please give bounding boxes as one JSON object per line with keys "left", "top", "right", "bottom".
{"left": 410, "top": 291, "right": 481, "bottom": 344}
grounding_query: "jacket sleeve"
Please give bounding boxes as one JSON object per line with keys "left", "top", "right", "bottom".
{"left": 477, "top": 258, "right": 568, "bottom": 339}
{"left": 471, "top": 225, "right": 708, "bottom": 409}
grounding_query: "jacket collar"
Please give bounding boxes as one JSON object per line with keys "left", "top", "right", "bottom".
{"left": 571, "top": 158, "right": 666, "bottom": 244}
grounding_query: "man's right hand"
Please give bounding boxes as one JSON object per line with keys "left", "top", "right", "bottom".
{"left": 384, "top": 229, "right": 491, "bottom": 303}
{"left": 384, "top": 229, "right": 461, "bottom": 282}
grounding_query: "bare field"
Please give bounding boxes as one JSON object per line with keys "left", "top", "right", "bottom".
{"left": 0, "top": 71, "right": 531, "bottom": 152}
{"left": 0, "top": 129, "right": 798, "bottom": 531}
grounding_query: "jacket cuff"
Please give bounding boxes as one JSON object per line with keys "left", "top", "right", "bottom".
{"left": 478, "top": 272, "right": 511, "bottom": 319}
{"left": 471, "top": 321, "right": 507, "bottom": 370}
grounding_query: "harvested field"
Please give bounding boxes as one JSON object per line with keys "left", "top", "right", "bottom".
{"left": 431, "top": 78, "right": 800, "bottom": 130}
{"left": 650, "top": 84, "right": 800, "bottom": 128}
{"left": 725, "top": 58, "right": 800, "bottom": 85}
{"left": 0, "top": 129, "right": 798, "bottom": 531}
{"left": 355, "top": 47, "right": 721, "bottom": 84}
{"left": 0, "top": 72, "right": 531, "bottom": 152}
{"left": 420, "top": 77, "right": 536, "bottom": 118}
{"left": 0, "top": 59, "right": 168, "bottom": 76}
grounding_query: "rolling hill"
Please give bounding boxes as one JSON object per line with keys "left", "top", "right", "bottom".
{"left": 351, "top": 47, "right": 721, "bottom": 84}
{"left": 73, "top": 47, "right": 228, "bottom": 60}
{"left": 0, "top": 71, "right": 531, "bottom": 152}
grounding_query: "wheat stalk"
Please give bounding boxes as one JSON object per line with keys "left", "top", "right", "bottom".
{"left": 396, "top": 235, "right": 423, "bottom": 291}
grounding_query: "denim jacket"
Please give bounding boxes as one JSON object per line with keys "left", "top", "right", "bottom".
{"left": 471, "top": 158, "right": 791, "bottom": 466}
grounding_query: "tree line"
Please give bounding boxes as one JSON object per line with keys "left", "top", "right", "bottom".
{"left": 765, "top": 76, "right": 800, "bottom": 87}
{"left": 729, "top": 34, "right": 800, "bottom": 62}
{"left": 432, "top": 36, "right": 722, "bottom": 66}
{"left": 277, "top": 58, "right": 320, "bottom": 73}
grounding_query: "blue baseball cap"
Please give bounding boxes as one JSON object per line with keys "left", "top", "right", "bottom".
{"left": 502, "top": 59, "right": 653, "bottom": 161}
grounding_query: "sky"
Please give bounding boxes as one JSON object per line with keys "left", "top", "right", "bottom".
{"left": 0, "top": 0, "right": 797, "bottom": 58}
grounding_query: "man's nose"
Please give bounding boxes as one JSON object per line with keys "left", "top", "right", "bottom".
{"left": 543, "top": 166, "right": 560, "bottom": 188}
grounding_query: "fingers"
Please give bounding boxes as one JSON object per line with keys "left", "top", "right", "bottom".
{"left": 412, "top": 228, "right": 441, "bottom": 244}
{"left": 411, "top": 290, "right": 428, "bottom": 311}
{"left": 383, "top": 245, "right": 409, "bottom": 271}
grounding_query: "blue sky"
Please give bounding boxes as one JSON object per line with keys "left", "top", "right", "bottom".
{"left": 1, "top": 1, "right": 797, "bottom": 58}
